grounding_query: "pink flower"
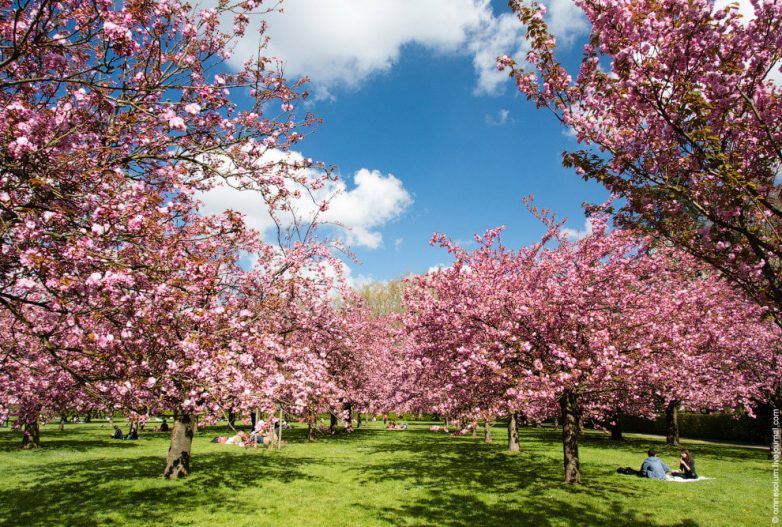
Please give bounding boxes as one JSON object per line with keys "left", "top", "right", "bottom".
{"left": 169, "top": 116, "right": 186, "bottom": 131}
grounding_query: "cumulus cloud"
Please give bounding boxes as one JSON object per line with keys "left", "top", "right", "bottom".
{"left": 546, "top": 0, "right": 589, "bottom": 46}
{"left": 257, "top": 0, "right": 491, "bottom": 89}
{"left": 320, "top": 168, "right": 413, "bottom": 249}
{"left": 195, "top": 150, "right": 412, "bottom": 250}
{"left": 467, "top": 11, "right": 529, "bottom": 95}
{"left": 205, "top": 0, "right": 589, "bottom": 96}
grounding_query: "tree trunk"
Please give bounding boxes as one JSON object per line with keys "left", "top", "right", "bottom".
{"left": 21, "top": 421, "right": 40, "bottom": 449}
{"left": 357, "top": 412, "right": 362, "bottom": 429}
{"left": 163, "top": 410, "right": 194, "bottom": 479}
{"left": 665, "top": 400, "right": 680, "bottom": 446}
{"left": 507, "top": 413, "right": 520, "bottom": 452}
{"left": 483, "top": 419, "right": 492, "bottom": 443}
{"left": 329, "top": 409, "right": 337, "bottom": 434}
{"left": 609, "top": 412, "right": 624, "bottom": 441}
{"left": 84, "top": 412, "right": 91, "bottom": 423}
{"left": 59, "top": 413, "right": 66, "bottom": 432}
{"left": 277, "top": 407, "right": 283, "bottom": 450}
{"left": 344, "top": 403, "right": 352, "bottom": 428}
{"left": 228, "top": 410, "right": 236, "bottom": 429}
{"left": 307, "top": 412, "right": 316, "bottom": 441}
{"left": 560, "top": 391, "right": 581, "bottom": 484}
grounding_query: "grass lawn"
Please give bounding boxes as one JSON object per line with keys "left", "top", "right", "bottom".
{"left": 0, "top": 420, "right": 774, "bottom": 526}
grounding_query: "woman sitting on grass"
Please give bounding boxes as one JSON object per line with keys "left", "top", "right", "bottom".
{"left": 670, "top": 449, "right": 698, "bottom": 479}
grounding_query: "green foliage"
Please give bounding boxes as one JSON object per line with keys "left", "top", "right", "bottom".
{"left": 0, "top": 420, "right": 771, "bottom": 526}
{"left": 620, "top": 412, "right": 771, "bottom": 444}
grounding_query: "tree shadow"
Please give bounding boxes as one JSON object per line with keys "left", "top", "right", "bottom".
{"left": 352, "top": 429, "right": 706, "bottom": 526}
{"left": 0, "top": 448, "right": 315, "bottom": 526}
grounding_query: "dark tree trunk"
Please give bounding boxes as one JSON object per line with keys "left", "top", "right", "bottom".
{"left": 307, "top": 412, "right": 316, "bottom": 441}
{"left": 665, "top": 400, "right": 680, "bottom": 446}
{"left": 276, "top": 407, "right": 283, "bottom": 449}
{"left": 329, "top": 409, "right": 337, "bottom": 434}
{"left": 21, "top": 421, "right": 40, "bottom": 449}
{"left": 58, "top": 413, "right": 66, "bottom": 432}
{"left": 344, "top": 403, "right": 352, "bottom": 428}
{"left": 163, "top": 410, "right": 194, "bottom": 479}
{"left": 508, "top": 413, "right": 520, "bottom": 452}
{"left": 609, "top": 412, "right": 624, "bottom": 441}
{"left": 484, "top": 419, "right": 492, "bottom": 443}
{"left": 560, "top": 391, "right": 581, "bottom": 484}
{"left": 84, "top": 413, "right": 91, "bottom": 423}
{"left": 357, "top": 412, "right": 362, "bottom": 429}
{"left": 228, "top": 410, "right": 236, "bottom": 429}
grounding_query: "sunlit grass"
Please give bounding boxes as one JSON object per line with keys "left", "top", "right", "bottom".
{"left": 0, "top": 420, "right": 772, "bottom": 526}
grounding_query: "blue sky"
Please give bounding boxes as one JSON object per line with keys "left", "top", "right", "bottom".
{"left": 201, "top": 0, "right": 611, "bottom": 284}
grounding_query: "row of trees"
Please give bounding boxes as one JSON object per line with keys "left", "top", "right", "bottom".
{"left": 392, "top": 205, "right": 778, "bottom": 483}
{"left": 0, "top": 0, "right": 401, "bottom": 477}
{"left": 1, "top": 0, "right": 780, "bottom": 485}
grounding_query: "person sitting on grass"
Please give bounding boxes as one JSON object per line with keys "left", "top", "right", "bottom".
{"left": 159, "top": 418, "right": 169, "bottom": 432}
{"left": 124, "top": 427, "right": 139, "bottom": 440}
{"left": 111, "top": 426, "right": 123, "bottom": 439}
{"left": 617, "top": 448, "right": 670, "bottom": 479}
{"left": 670, "top": 449, "right": 698, "bottom": 479}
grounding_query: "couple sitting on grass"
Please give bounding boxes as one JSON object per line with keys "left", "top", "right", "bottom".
{"left": 618, "top": 448, "right": 698, "bottom": 480}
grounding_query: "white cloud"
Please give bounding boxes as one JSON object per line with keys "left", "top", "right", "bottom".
{"left": 239, "top": 0, "right": 493, "bottom": 90}
{"left": 320, "top": 168, "right": 413, "bottom": 249}
{"left": 195, "top": 150, "right": 412, "bottom": 250}
{"left": 562, "top": 218, "right": 594, "bottom": 241}
{"left": 546, "top": 0, "right": 589, "bottom": 46}
{"left": 485, "top": 108, "right": 511, "bottom": 126}
{"left": 468, "top": 11, "right": 529, "bottom": 95}
{"left": 205, "top": 0, "right": 589, "bottom": 97}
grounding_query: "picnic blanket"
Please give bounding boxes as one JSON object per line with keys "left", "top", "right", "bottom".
{"left": 665, "top": 476, "right": 713, "bottom": 482}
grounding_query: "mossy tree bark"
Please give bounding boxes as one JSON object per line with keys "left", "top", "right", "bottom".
{"left": 560, "top": 391, "right": 581, "bottom": 484}
{"left": 163, "top": 410, "right": 194, "bottom": 479}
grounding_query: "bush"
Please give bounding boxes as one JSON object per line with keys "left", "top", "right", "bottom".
{"left": 619, "top": 412, "right": 771, "bottom": 444}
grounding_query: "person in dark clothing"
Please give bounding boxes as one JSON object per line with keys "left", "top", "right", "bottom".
{"left": 124, "top": 424, "right": 139, "bottom": 440}
{"left": 111, "top": 426, "right": 123, "bottom": 439}
{"left": 671, "top": 449, "right": 698, "bottom": 479}
{"left": 159, "top": 419, "right": 169, "bottom": 432}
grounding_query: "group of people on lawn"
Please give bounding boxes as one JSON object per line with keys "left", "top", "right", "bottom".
{"left": 619, "top": 448, "right": 698, "bottom": 480}
{"left": 111, "top": 418, "right": 169, "bottom": 440}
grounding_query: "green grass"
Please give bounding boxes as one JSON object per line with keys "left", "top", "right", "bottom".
{"left": 0, "top": 420, "right": 774, "bottom": 526}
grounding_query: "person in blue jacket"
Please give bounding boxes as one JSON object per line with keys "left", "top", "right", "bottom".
{"left": 617, "top": 448, "right": 671, "bottom": 479}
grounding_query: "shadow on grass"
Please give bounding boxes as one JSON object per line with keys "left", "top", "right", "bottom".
{"left": 0, "top": 428, "right": 143, "bottom": 453}
{"left": 353, "top": 428, "right": 704, "bottom": 527}
{"left": 0, "top": 447, "right": 315, "bottom": 526}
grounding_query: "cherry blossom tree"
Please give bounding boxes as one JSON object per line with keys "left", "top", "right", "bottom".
{"left": 0, "top": 0, "right": 345, "bottom": 477}
{"left": 499, "top": 0, "right": 782, "bottom": 326}
{"left": 402, "top": 201, "right": 779, "bottom": 483}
